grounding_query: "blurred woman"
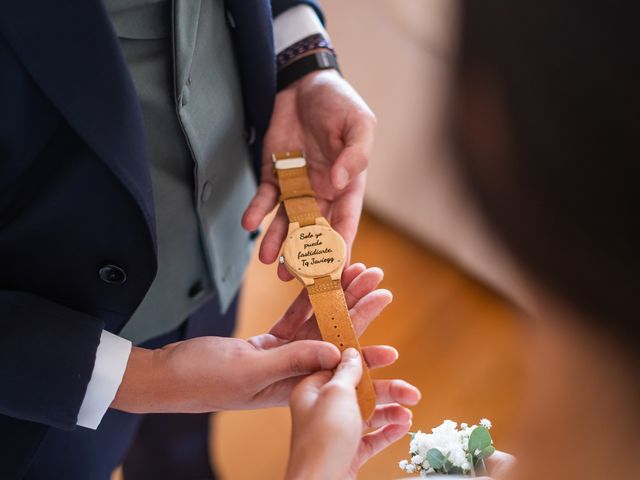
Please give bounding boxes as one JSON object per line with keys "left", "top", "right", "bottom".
{"left": 285, "top": 1, "right": 640, "bottom": 478}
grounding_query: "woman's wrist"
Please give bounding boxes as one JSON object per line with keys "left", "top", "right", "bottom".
{"left": 286, "top": 439, "right": 348, "bottom": 480}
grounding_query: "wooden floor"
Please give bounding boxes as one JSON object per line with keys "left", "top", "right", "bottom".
{"left": 212, "top": 212, "right": 525, "bottom": 479}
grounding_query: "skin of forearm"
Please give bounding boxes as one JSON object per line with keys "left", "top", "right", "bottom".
{"left": 110, "top": 346, "right": 166, "bottom": 413}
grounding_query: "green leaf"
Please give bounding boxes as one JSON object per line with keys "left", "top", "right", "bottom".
{"left": 468, "top": 426, "right": 493, "bottom": 456}
{"left": 426, "top": 448, "right": 446, "bottom": 470}
{"left": 477, "top": 445, "right": 496, "bottom": 460}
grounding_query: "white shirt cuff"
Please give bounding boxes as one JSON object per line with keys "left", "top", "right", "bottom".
{"left": 273, "top": 4, "right": 329, "bottom": 54}
{"left": 76, "top": 330, "right": 132, "bottom": 429}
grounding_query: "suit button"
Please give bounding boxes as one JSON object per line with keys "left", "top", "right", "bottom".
{"left": 99, "top": 265, "right": 127, "bottom": 284}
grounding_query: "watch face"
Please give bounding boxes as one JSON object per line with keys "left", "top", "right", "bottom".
{"left": 282, "top": 224, "right": 346, "bottom": 279}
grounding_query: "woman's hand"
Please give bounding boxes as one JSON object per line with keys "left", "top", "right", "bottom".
{"left": 286, "top": 349, "right": 413, "bottom": 480}
{"left": 476, "top": 451, "right": 517, "bottom": 479}
{"left": 242, "top": 70, "right": 376, "bottom": 280}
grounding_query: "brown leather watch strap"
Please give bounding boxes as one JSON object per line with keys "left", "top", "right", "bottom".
{"left": 273, "top": 151, "right": 322, "bottom": 226}
{"left": 307, "top": 276, "right": 376, "bottom": 420}
{"left": 274, "top": 151, "right": 377, "bottom": 420}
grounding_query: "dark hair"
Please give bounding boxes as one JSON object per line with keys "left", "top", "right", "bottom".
{"left": 454, "top": 1, "right": 640, "bottom": 346}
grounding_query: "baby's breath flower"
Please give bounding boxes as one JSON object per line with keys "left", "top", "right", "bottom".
{"left": 398, "top": 419, "right": 496, "bottom": 476}
{"left": 480, "top": 418, "right": 492, "bottom": 429}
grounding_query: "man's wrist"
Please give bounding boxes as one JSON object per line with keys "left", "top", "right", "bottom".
{"left": 110, "top": 346, "right": 162, "bottom": 413}
{"left": 277, "top": 49, "right": 341, "bottom": 91}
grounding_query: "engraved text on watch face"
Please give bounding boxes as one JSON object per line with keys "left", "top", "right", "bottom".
{"left": 282, "top": 224, "right": 346, "bottom": 278}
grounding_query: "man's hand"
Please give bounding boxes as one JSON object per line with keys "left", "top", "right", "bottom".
{"left": 286, "top": 349, "right": 413, "bottom": 480}
{"left": 242, "top": 70, "right": 376, "bottom": 280}
{"left": 110, "top": 265, "right": 418, "bottom": 414}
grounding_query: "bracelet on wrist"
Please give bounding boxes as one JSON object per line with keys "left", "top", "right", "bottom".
{"left": 277, "top": 49, "right": 342, "bottom": 91}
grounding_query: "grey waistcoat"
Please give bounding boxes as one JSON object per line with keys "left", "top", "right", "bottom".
{"left": 104, "top": 0, "right": 257, "bottom": 344}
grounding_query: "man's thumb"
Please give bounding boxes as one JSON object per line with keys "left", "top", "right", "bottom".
{"left": 264, "top": 340, "right": 341, "bottom": 383}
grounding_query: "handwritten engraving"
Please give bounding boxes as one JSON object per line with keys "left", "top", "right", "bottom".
{"left": 284, "top": 225, "right": 345, "bottom": 278}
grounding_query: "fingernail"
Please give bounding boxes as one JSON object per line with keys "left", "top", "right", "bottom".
{"left": 344, "top": 347, "right": 359, "bottom": 360}
{"left": 335, "top": 166, "right": 350, "bottom": 189}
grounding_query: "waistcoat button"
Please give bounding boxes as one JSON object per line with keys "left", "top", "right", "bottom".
{"left": 99, "top": 265, "right": 127, "bottom": 284}
{"left": 225, "top": 10, "right": 236, "bottom": 29}
{"left": 201, "top": 181, "right": 213, "bottom": 203}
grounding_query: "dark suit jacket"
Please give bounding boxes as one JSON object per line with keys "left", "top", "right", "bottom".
{"left": 0, "top": 0, "right": 322, "bottom": 477}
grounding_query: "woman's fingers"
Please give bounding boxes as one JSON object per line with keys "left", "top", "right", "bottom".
{"left": 328, "top": 348, "right": 362, "bottom": 388}
{"left": 362, "top": 345, "right": 398, "bottom": 370}
{"left": 355, "top": 423, "right": 411, "bottom": 470}
{"left": 365, "top": 404, "right": 412, "bottom": 430}
{"left": 349, "top": 288, "right": 393, "bottom": 336}
{"left": 374, "top": 379, "right": 421, "bottom": 406}
{"left": 484, "top": 451, "right": 517, "bottom": 478}
{"left": 269, "top": 263, "right": 369, "bottom": 339}
{"left": 289, "top": 370, "right": 333, "bottom": 414}
{"left": 344, "top": 266, "right": 384, "bottom": 310}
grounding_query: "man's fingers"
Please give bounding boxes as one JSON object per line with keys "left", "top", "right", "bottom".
{"left": 374, "top": 379, "right": 421, "bottom": 406}
{"left": 362, "top": 345, "right": 398, "bottom": 370}
{"left": 366, "top": 404, "right": 412, "bottom": 430}
{"left": 247, "top": 333, "right": 288, "bottom": 350}
{"left": 332, "top": 111, "right": 375, "bottom": 190}
{"left": 341, "top": 262, "right": 367, "bottom": 289}
{"left": 277, "top": 262, "right": 295, "bottom": 281}
{"left": 258, "top": 205, "right": 289, "bottom": 265}
{"left": 329, "top": 173, "right": 366, "bottom": 251}
{"left": 241, "top": 182, "right": 279, "bottom": 232}
{"left": 262, "top": 340, "right": 340, "bottom": 386}
{"left": 355, "top": 423, "right": 410, "bottom": 469}
{"left": 349, "top": 288, "right": 393, "bottom": 336}
{"left": 270, "top": 289, "right": 313, "bottom": 339}
{"left": 269, "top": 262, "right": 368, "bottom": 339}
{"left": 344, "top": 266, "right": 384, "bottom": 310}
{"left": 328, "top": 348, "right": 363, "bottom": 388}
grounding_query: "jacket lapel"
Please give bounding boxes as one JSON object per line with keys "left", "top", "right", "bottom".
{"left": 0, "top": 0, "right": 156, "bottom": 241}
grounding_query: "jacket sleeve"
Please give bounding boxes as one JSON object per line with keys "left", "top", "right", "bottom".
{"left": 271, "top": 0, "right": 325, "bottom": 23}
{"left": 0, "top": 290, "right": 103, "bottom": 430}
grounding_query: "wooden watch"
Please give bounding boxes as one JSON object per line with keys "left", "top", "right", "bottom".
{"left": 273, "top": 150, "right": 376, "bottom": 420}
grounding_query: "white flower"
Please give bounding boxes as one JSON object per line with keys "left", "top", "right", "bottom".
{"left": 399, "top": 419, "right": 494, "bottom": 475}
{"left": 480, "top": 418, "right": 492, "bottom": 429}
